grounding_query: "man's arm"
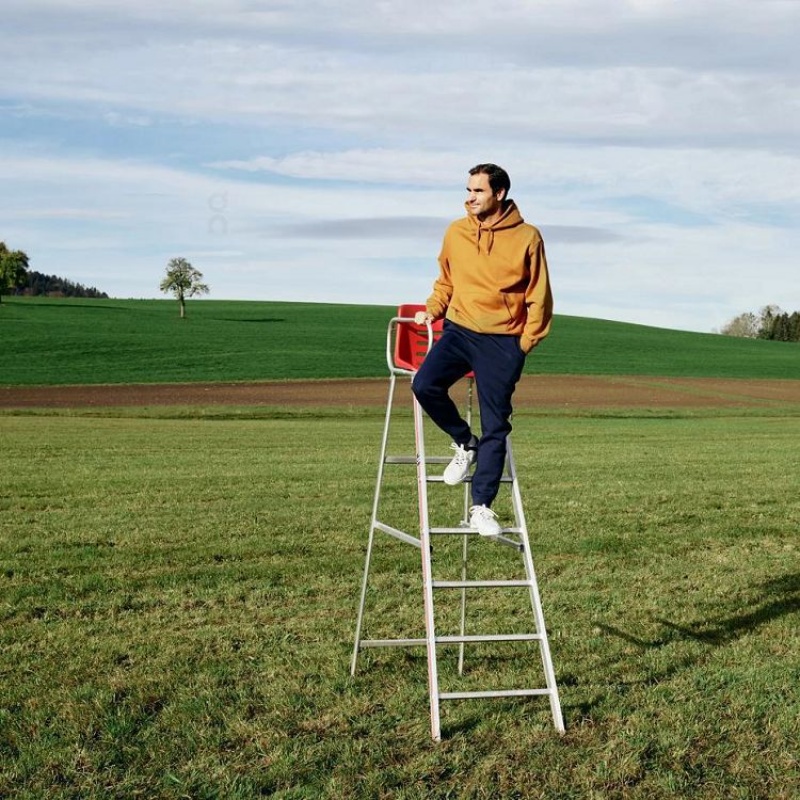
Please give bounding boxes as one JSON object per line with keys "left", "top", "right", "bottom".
{"left": 520, "top": 235, "right": 553, "bottom": 353}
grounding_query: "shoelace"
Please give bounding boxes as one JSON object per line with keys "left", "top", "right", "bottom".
{"left": 469, "top": 505, "right": 497, "bottom": 521}
{"left": 450, "top": 443, "right": 472, "bottom": 467}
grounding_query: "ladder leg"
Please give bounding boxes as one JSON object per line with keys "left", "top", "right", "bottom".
{"left": 458, "top": 377, "right": 475, "bottom": 675}
{"left": 457, "top": 524, "right": 468, "bottom": 676}
{"left": 351, "top": 375, "right": 398, "bottom": 675}
{"left": 507, "top": 440, "right": 565, "bottom": 732}
{"left": 413, "top": 395, "right": 442, "bottom": 741}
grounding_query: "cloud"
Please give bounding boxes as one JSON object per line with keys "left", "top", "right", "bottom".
{"left": 3, "top": 0, "right": 800, "bottom": 334}
{"left": 271, "top": 217, "right": 452, "bottom": 240}
{"left": 540, "top": 226, "right": 626, "bottom": 244}
{"left": 8, "top": 208, "right": 130, "bottom": 221}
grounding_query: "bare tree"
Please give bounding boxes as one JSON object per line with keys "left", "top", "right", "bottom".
{"left": 719, "top": 312, "right": 759, "bottom": 338}
{"left": 159, "top": 257, "right": 209, "bottom": 318}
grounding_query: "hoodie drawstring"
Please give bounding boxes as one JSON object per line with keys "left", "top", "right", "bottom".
{"left": 476, "top": 226, "right": 495, "bottom": 254}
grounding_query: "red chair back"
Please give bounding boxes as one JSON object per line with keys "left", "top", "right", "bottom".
{"left": 393, "top": 303, "right": 443, "bottom": 372}
{"left": 392, "top": 304, "right": 474, "bottom": 379}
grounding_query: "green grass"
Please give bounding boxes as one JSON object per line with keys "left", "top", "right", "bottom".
{"left": 2, "top": 405, "right": 799, "bottom": 798}
{"left": 1, "top": 296, "right": 799, "bottom": 385}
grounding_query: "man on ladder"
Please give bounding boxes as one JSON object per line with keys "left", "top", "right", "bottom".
{"left": 412, "top": 163, "right": 553, "bottom": 537}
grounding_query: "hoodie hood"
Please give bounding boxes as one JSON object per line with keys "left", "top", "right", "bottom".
{"left": 464, "top": 200, "right": 524, "bottom": 254}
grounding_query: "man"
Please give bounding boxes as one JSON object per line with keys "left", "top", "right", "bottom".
{"left": 411, "top": 163, "right": 553, "bottom": 537}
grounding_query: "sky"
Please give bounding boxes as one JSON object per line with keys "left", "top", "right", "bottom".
{"left": 2, "top": 0, "right": 800, "bottom": 333}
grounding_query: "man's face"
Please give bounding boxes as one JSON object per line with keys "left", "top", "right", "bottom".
{"left": 466, "top": 172, "right": 505, "bottom": 220}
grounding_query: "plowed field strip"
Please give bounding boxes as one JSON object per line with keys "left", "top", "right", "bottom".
{"left": 2, "top": 376, "right": 800, "bottom": 408}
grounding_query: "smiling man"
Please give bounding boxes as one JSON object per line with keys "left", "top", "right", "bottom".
{"left": 412, "top": 163, "right": 553, "bottom": 537}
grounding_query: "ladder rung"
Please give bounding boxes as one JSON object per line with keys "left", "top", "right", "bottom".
{"left": 429, "top": 526, "right": 471, "bottom": 534}
{"left": 373, "top": 521, "right": 422, "bottom": 549}
{"left": 359, "top": 634, "right": 541, "bottom": 648}
{"left": 440, "top": 688, "right": 552, "bottom": 700}
{"left": 436, "top": 633, "right": 542, "bottom": 644}
{"left": 360, "top": 638, "right": 426, "bottom": 648}
{"left": 384, "top": 456, "right": 453, "bottom": 464}
{"left": 432, "top": 579, "right": 531, "bottom": 589}
{"left": 427, "top": 528, "right": 524, "bottom": 550}
{"left": 426, "top": 476, "right": 513, "bottom": 484}
{"left": 428, "top": 526, "right": 522, "bottom": 535}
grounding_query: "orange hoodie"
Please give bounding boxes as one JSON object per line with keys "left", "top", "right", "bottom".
{"left": 425, "top": 200, "right": 553, "bottom": 353}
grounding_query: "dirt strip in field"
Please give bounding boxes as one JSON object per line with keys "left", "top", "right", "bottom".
{"left": 1, "top": 375, "right": 799, "bottom": 409}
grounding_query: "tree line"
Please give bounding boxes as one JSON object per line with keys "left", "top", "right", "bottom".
{"left": 2, "top": 243, "right": 209, "bottom": 317}
{"left": 16, "top": 270, "right": 108, "bottom": 299}
{"left": 1, "top": 241, "right": 108, "bottom": 301}
{"left": 720, "top": 305, "right": 800, "bottom": 342}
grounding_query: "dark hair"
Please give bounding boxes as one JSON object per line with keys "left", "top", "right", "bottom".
{"left": 469, "top": 163, "right": 511, "bottom": 197}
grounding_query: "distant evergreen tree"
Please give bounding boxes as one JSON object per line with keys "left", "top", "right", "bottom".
{"left": 18, "top": 271, "right": 109, "bottom": 299}
{"left": 791, "top": 312, "right": 800, "bottom": 342}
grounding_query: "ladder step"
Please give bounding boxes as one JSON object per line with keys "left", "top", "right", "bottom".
{"left": 360, "top": 633, "right": 542, "bottom": 648}
{"left": 436, "top": 633, "right": 542, "bottom": 644}
{"left": 384, "top": 456, "right": 452, "bottom": 464}
{"left": 429, "top": 526, "right": 523, "bottom": 535}
{"left": 432, "top": 579, "right": 531, "bottom": 589}
{"left": 361, "top": 638, "right": 426, "bottom": 648}
{"left": 428, "top": 529, "right": 525, "bottom": 550}
{"left": 429, "top": 526, "right": 471, "bottom": 534}
{"left": 427, "top": 475, "right": 512, "bottom": 484}
{"left": 440, "top": 688, "right": 552, "bottom": 700}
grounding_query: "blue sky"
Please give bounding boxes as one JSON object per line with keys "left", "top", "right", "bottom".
{"left": 2, "top": 0, "right": 800, "bottom": 333}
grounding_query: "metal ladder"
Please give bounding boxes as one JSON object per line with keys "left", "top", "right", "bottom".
{"left": 351, "top": 313, "right": 564, "bottom": 741}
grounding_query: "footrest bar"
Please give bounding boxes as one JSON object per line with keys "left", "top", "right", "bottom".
{"left": 373, "top": 521, "right": 422, "bottom": 549}
{"left": 494, "top": 534, "right": 524, "bottom": 550}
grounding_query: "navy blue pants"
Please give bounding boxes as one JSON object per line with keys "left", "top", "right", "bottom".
{"left": 411, "top": 320, "right": 527, "bottom": 507}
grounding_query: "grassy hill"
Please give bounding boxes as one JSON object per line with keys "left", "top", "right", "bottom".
{"left": 1, "top": 296, "right": 798, "bottom": 385}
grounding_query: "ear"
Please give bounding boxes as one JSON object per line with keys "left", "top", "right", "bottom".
{"left": 496, "top": 187, "right": 507, "bottom": 202}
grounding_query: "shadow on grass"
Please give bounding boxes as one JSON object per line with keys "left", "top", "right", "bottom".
{"left": 654, "top": 572, "right": 800, "bottom": 646}
{"left": 599, "top": 572, "right": 800, "bottom": 649}
{"left": 562, "top": 573, "right": 800, "bottom": 720}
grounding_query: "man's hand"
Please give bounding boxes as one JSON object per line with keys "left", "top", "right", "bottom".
{"left": 414, "top": 310, "right": 434, "bottom": 325}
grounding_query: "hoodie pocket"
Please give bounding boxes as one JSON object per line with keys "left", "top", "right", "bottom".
{"left": 502, "top": 291, "right": 525, "bottom": 326}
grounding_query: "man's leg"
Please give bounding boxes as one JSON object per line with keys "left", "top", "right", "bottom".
{"left": 411, "top": 322, "right": 474, "bottom": 444}
{"left": 470, "top": 333, "right": 527, "bottom": 507}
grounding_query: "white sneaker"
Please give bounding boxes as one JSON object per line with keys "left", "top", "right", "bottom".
{"left": 443, "top": 443, "right": 475, "bottom": 485}
{"left": 469, "top": 504, "right": 502, "bottom": 537}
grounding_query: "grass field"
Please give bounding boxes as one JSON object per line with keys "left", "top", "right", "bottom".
{"left": 2, "top": 297, "right": 799, "bottom": 797}
{"left": 2, "top": 296, "right": 799, "bottom": 385}
{"left": 2, "top": 401, "right": 799, "bottom": 798}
